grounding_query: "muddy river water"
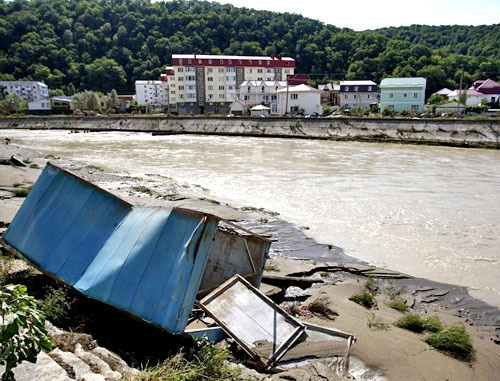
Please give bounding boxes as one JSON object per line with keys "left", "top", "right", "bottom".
{"left": 3, "top": 130, "right": 500, "bottom": 307}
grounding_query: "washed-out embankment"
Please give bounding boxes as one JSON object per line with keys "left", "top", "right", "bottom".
{"left": 1, "top": 116, "right": 499, "bottom": 148}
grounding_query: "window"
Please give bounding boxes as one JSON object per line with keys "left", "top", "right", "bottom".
{"left": 226, "top": 67, "right": 235, "bottom": 72}
{"left": 290, "top": 106, "right": 299, "bottom": 112}
{"left": 258, "top": 60, "right": 262, "bottom": 65}
{"left": 261, "top": 86, "right": 265, "bottom": 93}
{"left": 266, "top": 69, "right": 273, "bottom": 73}
{"left": 219, "top": 94, "right": 224, "bottom": 99}
{"left": 187, "top": 59, "right": 192, "bottom": 64}
{"left": 170, "top": 84, "right": 175, "bottom": 88}
{"left": 219, "top": 85, "right": 224, "bottom": 90}
{"left": 367, "top": 94, "right": 370, "bottom": 99}
{"left": 228, "top": 85, "right": 234, "bottom": 90}
{"left": 207, "top": 68, "right": 213, "bottom": 73}
{"left": 178, "top": 85, "right": 184, "bottom": 90}
{"left": 271, "top": 95, "right": 277, "bottom": 100}
{"left": 403, "top": 93, "right": 407, "bottom": 98}
{"left": 179, "top": 94, "right": 184, "bottom": 99}
{"left": 248, "top": 60, "right": 252, "bottom": 65}
{"left": 258, "top": 69, "right": 263, "bottom": 73}
{"left": 368, "top": 86, "right": 372, "bottom": 91}
{"left": 186, "top": 75, "right": 195, "bottom": 81}
{"left": 344, "top": 94, "right": 348, "bottom": 99}
{"left": 171, "top": 91, "right": 176, "bottom": 94}
{"left": 248, "top": 69, "right": 253, "bottom": 73}
{"left": 388, "top": 105, "right": 394, "bottom": 110}
{"left": 247, "top": 86, "right": 251, "bottom": 92}
{"left": 228, "top": 60, "right": 232, "bottom": 65}
{"left": 389, "top": 93, "right": 394, "bottom": 98}
{"left": 208, "top": 59, "right": 212, "bottom": 64}
{"left": 198, "top": 59, "right": 202, "bottom": 64}
{"left": 177, "top": 68, "right": 184, "bottom": 72}
{"left": 238, "top": 60, "right": 242, "bottom": 64}
{"left": 188, "top": 85, "right": 195, "bottom": 90}
{"left": 354, "top": 86, "right": 358, "bottom": 91}
{"left": 218, "top": 68, "right": 224, "bottom": 73}
{"left": 208, "top": 85, "right": 213, "bottom": 90}
{"left": 411, "top": 105, "right": 419, "bottom": 110}
{"left": 285, "top": 69, "right": 290, "bottom": 74}
{"left": 345, "top": 86, "right": 349, "bottom": 91}
{"left": 178, "top": 77, "right": 184, "bottom": 82}
{"left": 257, "top": 77, "right": 263, "bottom": 81}
{"left": 208, "top": 94, "right": 214, "bottom": 99}
{"left": 354, "top": 94, "right": 357, "bottom": 99}
{"left": 291, "top": 94, "right": 298, "bottom": 100}
{"left": 413, "top": 93, "right": 418, "bottom": 98}
{"left": 220, "top": 60, "right": 224, "bottom": 65}
{"left": 207, "top": 77, "right": 213, "bottom": 82}
{"left": 244, "top": 95, "right": 248, "bottom": 100}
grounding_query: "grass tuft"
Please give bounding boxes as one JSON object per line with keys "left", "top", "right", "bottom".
{"left": 349, "top": 288, "right": 376, "bottom": 309}
{"left": 132, "top": 185, "right": 153, "bottom": 195}
{"left": 38, "top": 285, "right": 76, "bottom": 323}
{"left": 367, "top": 313, "right": 391, "bottom": 331}
{"left": 12, "top": 185, "right": 33, "bottom": 197}
{"left": 424, "top": 325, "right": 474, "bottom": 361}
{"left": 388, "top": 298, "right": 409, "bottom": 312}
{"left": 395, "top": 314, "right": 444, "bottom": 334}
{"left": 264, "top": 260, "right": 279, "bottom": 272}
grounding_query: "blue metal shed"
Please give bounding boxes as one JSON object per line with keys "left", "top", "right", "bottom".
{"left": 1, "top": 163, "right": 220, "bottom": 334}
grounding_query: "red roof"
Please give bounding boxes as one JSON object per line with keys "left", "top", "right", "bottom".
{"left": 471, "top": 79, "right": 500, "bottom": 94}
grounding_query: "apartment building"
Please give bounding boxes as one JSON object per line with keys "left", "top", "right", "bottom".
{"left": 237, "top": 80, "right": 287, "bottom": 114}
{"left": 167, "top": 54, "right": 295, "bottom": 114}
{"left": 339, "top": 80, "right": 378, "bottom": 110}
{"left": 135, "top": 79, "right": 169, "bottom": 111}
{"left": 0, "top": 80, "right": 51, "bottom": 110}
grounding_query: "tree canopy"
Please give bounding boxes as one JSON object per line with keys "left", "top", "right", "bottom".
{"left": 0, "top": 0, "right": 498, "bottom": 97}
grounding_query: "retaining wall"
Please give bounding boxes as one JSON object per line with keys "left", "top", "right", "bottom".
{"left": 1, "top": 116, "right": 499, "bottom": 148}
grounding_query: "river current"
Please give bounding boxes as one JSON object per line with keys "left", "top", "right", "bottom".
{"left": 3, "top": 130, "right": 500, "bottom": 307}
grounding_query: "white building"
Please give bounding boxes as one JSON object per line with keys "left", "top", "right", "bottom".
{"left": 277, "top": 84, "right": 322, "bottom": 116}
{"left": 135, "top": 80, "right": 169, "bottom": 111}
{"left": 167, "top": 54, "right": 295, "bottom": 114}
{"left": 238, "top": 80, "right": 287, "bottom": 114}
{"left": 339, "top": 80, "right": 378, "bottom": 109}
{"left": 447, "top": 89, "right": 487, "bottom": 105}
{"left": 0, "top": 80, "right": 51, "bottom": 111}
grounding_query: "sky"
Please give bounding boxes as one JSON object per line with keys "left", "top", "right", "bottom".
{"left": 212, "top": 0, "right": 500, "bottom": 30}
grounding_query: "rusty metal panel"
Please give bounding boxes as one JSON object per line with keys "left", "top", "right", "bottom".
{"left": 2, "top": 163, "right": 219, "bottom": 334}
{"left": 198, "top": 224, "right": 270, "bottom": 296}
{"left": 198, "top": 274, "right": 305, "bottom": 368}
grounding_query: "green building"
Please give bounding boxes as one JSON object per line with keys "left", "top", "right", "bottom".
{"left": 380, "top": 77, "right": 426, "bottom": 113}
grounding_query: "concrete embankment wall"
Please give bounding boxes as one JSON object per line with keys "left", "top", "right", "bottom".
{"left": 1, "top": 116, "right": 499, "bottom": 148}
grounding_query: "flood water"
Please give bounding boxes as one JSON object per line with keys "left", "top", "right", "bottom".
{"left": 3, "top": 130, "right": 500, "bottom": 307}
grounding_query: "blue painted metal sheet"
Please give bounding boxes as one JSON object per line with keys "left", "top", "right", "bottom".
{"left": 2, "top": 163, "right": 219, "bottom": 334}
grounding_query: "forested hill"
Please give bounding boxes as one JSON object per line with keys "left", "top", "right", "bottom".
{"left": 1, "top": 0, "right": 499, "bottom": 96}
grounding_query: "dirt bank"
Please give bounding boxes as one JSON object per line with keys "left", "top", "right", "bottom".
{"left": 1, "top": 115, "right": 499, "bottom": 148}
{"left": 1, "top": 141, "right": 499, "bottom": 380}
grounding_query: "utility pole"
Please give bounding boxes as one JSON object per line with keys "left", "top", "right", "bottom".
{"left": 285, "top": 74, "right": 289, "bottom": 115}
{"left": 457, "top": 66, "right": 464, "bottom": 117}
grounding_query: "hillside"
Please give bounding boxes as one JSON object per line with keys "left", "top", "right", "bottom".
{"left": 0, "top": 0, "right": 499, "bottom": 96}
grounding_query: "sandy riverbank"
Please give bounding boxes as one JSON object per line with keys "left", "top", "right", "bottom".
{"left": 1, "top": 140, "right": 499, "bottom": 380}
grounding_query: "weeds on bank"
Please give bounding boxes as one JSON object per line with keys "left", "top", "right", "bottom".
{"left": 367, "top": 313, "right": 391, "bottom": 331}
{"left": 349, "top": 278, "right": 377, "bottom": 309}
{"left": 38, "top": 285, "right": 76, "bottom": 323}
{"left": 394, "top": 314, "right": 443, "bottom": 333}
{"left": 240, "top": 206, "right": 280, "bottom": 217}
{"left": 126, "top": 337, "right": 239, "bottom": 381}
{"left": 388, "top": 299, "right": 409, "bottom": 312}
{"left": 385, "top": 282, "right": 409, "bottom": 312}
{"left": 12, "top": 185, "right": 33, "bottom": 197}
{"left": 132, "top": 185, "right": 153, "bottom": 195}
{"left": 264, "top": 260, "right": 279, "bottom": 272}
{"left": 29, "top": 163, "right": 40, "bottom": 169}
{"left": 424, "top": 325, "right": 475, "bottom": 361}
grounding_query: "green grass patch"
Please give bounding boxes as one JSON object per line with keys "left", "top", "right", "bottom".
{"left": 424, "top": 325, "right": 474, "bottom": 361}
{"left": 29, "top": 163, "right": 40, "bottom": 169}
{"left": 132, "top": 185, "right": 153, "bottom": 195}
{"left": 264, "top": 260, "right": 279, "bottom": 272}
{"left": 349, "top": 288, "right": 376, "bottom": 309}
{"left": 12, "top": 185, "right": 33, "bottom": 197}
{"left": 126, "top": 337, "right": 239, "bottom": 381}
{"left": 388, "top": 298, "right": 409, "bottom": 312}
{"left": 394, "top": 314, "right": 443, "bottom": 334}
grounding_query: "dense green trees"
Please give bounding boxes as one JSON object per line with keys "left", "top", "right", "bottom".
{"left": 0, "top": 0, "right": 498, "bottom": 97}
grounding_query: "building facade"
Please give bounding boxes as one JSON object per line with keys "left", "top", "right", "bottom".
{"left": 167, "top": 54, "right": 295, "bottom": 114}
{"left": 237, "top": 80, "right": 287, "bottom": 114}
{"left": 339, "top": 80, "right": 377, "bottom": 109}
{"left": 277, "top": 84, "right": 322, "bottom": 116}
{"left": 0, "top": 80, "right": 50, "bottom": 111}
{"left": 135, "top": 80, "right": 169, "bottom": 111}
{"left": 318, "top": 83, "right": 340, "bottom": 105}
{"left": 380, "top": 77, "right": 426, "bottom": 113}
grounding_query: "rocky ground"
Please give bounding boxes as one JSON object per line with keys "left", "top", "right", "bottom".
{"left": 1, "top": 139, "right": 500, "bottom": 380}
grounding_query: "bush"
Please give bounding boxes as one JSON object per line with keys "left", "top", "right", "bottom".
{"left": 424, "top": 325, "right": 474, "bottom": 360}
{"left": 0, "top": 284, "right": 53, "bottom": 380}
{"left": 395, "top": 314, "right": 444, "bottom": 334}
{"left": 395, "top": 314, "right": 426, "bottom": 332}
{"left": 38, "top": 285, "right": 75, "bottom": 323}
{"left": 264, "top": 260, "right": 279, "bottom": 272}
{"left": 12, "top": 185, "right": 32, "bottom": 197}
{"left": 349, "top": 288, "right": 376, "bottom": 309}
{"left": 388, "top": 299, "right": 409, "bottom": 312}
